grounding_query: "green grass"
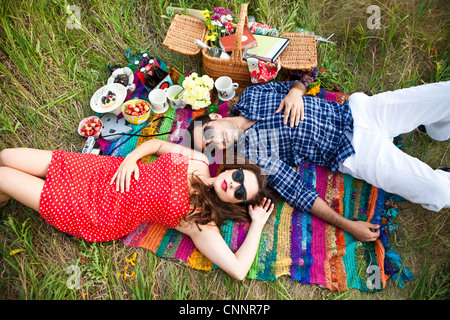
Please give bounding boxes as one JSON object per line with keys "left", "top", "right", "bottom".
{"left": 1, "top": 0, "right": 449, "bottom": 300}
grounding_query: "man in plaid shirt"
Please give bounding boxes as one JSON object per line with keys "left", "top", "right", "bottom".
{"left": 188, "top": 80, "right": 450, "bottom": 242}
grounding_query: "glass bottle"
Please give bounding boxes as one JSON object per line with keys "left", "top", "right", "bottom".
{"left": 148, "top": 59, "right": 169, "bottom": 82}
{"left": 142, "top": 53, "right": 150, "bottom": 66}
{"left": 129, "top": 57, "right": 141, "bottom": 72}
{"left": 140, "top": 67, "right": 159, "bottom": 90}
{"left": 194, "top": 39, "right": 230, "bottom": 59}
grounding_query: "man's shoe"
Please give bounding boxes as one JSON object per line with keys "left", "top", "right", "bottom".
{"left": 417, "top": 125, "right": 427, "bottom": 133}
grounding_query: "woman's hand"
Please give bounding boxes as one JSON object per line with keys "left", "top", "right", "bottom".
{"left": 110, "top": 153, "right": 140, "bottom": 192}
{"left": 248, "top": 197, "right": 275, "bottom": 228}
{"left": 179, "top": 197, "right": 276, "bottom": 281}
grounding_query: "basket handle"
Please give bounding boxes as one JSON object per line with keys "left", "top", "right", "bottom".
{"left": 230, "top": 3, "right": 248, "bottom": 64}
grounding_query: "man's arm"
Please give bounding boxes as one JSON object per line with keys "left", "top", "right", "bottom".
{"left": 310, "top": 196, "right": 380, "bottom": 242}
{"left": 256, "top": 155, "right": 380, "bottom": 242}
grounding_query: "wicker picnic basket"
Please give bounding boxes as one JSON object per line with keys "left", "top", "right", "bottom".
{"left": 279, "top": 33, "right": 317, "bottom": 70}
{"left": 163, "top": 3, "right": 317, "bottom": 88}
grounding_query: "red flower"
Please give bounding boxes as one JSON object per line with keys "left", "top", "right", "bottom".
{"left": 319, "top": 69, "right": 326, "bottom": 74}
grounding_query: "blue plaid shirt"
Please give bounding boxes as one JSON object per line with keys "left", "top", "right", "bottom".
{"left": 230, "top": 81, "right": 355, "bottom": 212}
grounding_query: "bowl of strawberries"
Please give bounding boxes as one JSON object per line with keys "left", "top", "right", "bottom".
{"left": 121, "top": 99, "right": 151, "bottom": 125}
{"left": 78, "top": 116, "right": 102, "bottom": 138}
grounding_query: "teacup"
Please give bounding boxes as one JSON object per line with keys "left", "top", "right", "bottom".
{"left": 215, "top": 76, "right": 239, "bottom": 101}
{"left": 165, "top": 85, "right": 186, "bottom": 109}
{"left": 148, "top": 89, "right": 169, "bottom": 114}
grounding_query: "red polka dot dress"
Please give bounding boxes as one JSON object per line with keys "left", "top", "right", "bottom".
{"left": 39, "top": 151, "right": 190, "bottom": 242}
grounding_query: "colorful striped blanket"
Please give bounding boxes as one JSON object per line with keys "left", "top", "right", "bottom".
{"left": 98, "top": 56, "right": 412, "bottom": 292}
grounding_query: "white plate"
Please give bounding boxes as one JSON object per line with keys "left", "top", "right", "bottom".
{"left": 90, "top": 83, "right": 127, "bottom": 115}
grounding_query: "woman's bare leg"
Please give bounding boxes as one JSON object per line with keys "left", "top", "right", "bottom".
{"left": 0, "top": 148, "right": 52, "bottom": 207}
{"left": 0, "top": 166, "right": 44, "bottom": 211}
{"left": 0, "top": 148, "right": 53, "bottom": 178}
{"left": 0, "top": 191, "right": 10, "bottom": 204}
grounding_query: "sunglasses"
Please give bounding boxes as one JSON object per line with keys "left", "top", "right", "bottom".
{"left": 203, "top": 124, "right": 216, "bottom": 156}
{"left": 232, "top": 168, "right": 247, "bottom": 202}
{"left": 203, "top": 124, "right": 215, "bottom": 143}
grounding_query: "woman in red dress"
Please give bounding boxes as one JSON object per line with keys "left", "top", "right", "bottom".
{"left": 0, "top": 139, "right": 274, "bottom": 280}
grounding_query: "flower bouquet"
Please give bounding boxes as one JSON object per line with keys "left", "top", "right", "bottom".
{"left": 182, "top": 73, "right": 214, "bottom": 110}
{"left": 201, "top": 7, "right": 234, "bottom": 46}
{"left": 289, "top": 67, "right": 322, "bottom": 96}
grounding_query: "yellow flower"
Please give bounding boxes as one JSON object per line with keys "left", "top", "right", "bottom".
{"left": 9, "top": 249, "right": 23, "bottom": 256}
{"left": 306, "top": 85, "right": 320, "bottom": 96}
{"left": 206, "top": 35, "right": 216, "bottom": 42}
{"left": 125, "top": 259, "right": 135, "bottom": 266}
{"left": 125, "top": 252, "right": 137, "bottom": 266}
{"left": 436, "top": 60, "right": 442, "bottom": 72}
{"left": 201, "top": 9, "right": 210, "bottom": 20}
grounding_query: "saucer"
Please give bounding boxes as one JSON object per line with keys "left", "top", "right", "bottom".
{"left": 151, "top": 102, "right": 170, "bottom": 114}
{"left": 218, "top": 91, "right": 236, "bottom": 101}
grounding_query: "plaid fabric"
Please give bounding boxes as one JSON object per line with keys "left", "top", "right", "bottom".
{"left": 230, "top": 81, "right": 355, "bottom": 212}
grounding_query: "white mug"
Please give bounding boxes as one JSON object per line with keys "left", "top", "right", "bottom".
{"left": 165, "top": 85, "right": 186, "bottom": 109}
{"left": 215, "top": 76, "right": 239, "bottom": 100}
{"left": 148, "top": 89, "right": 168, "bottom": 114}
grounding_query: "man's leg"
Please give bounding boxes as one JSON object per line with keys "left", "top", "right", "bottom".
{"left": 341, "top": 128, "right": 450, "bottom": 211}
{"left": 349, "top": 81, "right": 450, "bottom": 140}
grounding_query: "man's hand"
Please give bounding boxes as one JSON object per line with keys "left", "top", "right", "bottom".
{"left": 349, "top": 221, "right": 380, "bottom": 242}
{"left": 275, "top": 82, "right": 306, "bottom": 127}
{"left": 310, "top": 197, "right": 380, "bottom": 242}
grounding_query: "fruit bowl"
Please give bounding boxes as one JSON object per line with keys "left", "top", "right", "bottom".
{"left": 78, "top": 116, "right": 102, "bottom": 138}
{"left": 121, "top": 99, "right": 151, "bottom": 125}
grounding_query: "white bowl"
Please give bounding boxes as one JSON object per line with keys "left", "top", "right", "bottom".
{"left": 78, "top": 116, "right": 102, "bottom": 138}
{"left": 107, "top": 67, "right": 135, "bottom": 93}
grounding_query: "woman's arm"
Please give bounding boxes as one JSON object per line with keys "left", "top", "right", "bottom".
{"left": 110, "top": 139, "right": 208, "bottom": 192}
{"left": 126, "top": 138, "right": 207, "bottom": 160}
{"left": 176, "top": 198, "right": 274, "bottom": 280}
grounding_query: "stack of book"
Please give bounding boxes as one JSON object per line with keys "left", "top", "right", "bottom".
{"left": 219, "top": 29, "right": 290, "bottom": 63}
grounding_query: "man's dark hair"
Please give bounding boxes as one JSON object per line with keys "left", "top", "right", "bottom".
{"left": 185, "top": 114, "right": 213, "bottom": 151}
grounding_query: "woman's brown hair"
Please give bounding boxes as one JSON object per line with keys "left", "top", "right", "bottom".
{"left": 185, "top": 156, "right": 277, "bottom": 231}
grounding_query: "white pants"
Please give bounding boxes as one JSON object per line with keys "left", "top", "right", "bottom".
{"left": 340, "top": 81, "right": 450, "bottom": 211}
